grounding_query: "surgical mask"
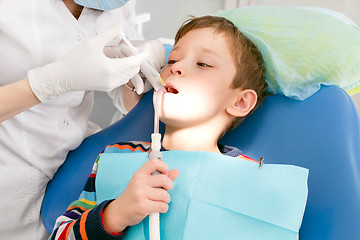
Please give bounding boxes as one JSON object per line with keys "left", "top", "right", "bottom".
{"left": 74, "top": 0, "right": 129, "bottom": 11}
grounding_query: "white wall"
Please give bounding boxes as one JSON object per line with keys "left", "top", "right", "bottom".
{"left": 135, "top": 0, "right": 225, "bottom": 40}
{"left": 135, "top": 0, "right": 360, "bottom": 40}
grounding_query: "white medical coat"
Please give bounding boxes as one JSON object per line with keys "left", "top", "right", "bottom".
{"left": 0, "top": 0, "right": 140, "bottom": 239}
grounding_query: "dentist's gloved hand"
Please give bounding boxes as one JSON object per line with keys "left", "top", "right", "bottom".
{"left": 28, "top": 22, "right": 148, "bottom": 102}
{"left": 106, "top": 39, "right": 166, "bottom": 94}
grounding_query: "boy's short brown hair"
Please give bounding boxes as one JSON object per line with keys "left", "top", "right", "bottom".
{"left": 175, "top": 16, "right": 268, "bottom": 132}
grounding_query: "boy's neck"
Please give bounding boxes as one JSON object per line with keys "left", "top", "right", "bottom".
{"left": 162, "top": 125, "right": 222, "bottom": 154}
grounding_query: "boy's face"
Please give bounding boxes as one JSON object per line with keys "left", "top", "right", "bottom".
{"left": 157, "top": 27, "right": 237, "bottom": 129}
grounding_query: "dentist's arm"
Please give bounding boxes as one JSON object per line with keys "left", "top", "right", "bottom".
{"left": 0, "top": 79, "right": 40, "bottom": 122}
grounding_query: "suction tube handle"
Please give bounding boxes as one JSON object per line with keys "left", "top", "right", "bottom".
{"left": 148, "top": 133, "right": 162, "bottom": 240}
{"left": 148, "top": 133, "right": 163, "bottom": 175}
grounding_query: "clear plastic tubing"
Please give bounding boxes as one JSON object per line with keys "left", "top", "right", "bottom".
{"left": 154, "top": 87, "right": 164, "bottom": 134}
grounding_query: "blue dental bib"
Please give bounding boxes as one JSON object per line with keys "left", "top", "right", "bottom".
{"left": 96, "top": 150, "right": 308, "bottom": 239}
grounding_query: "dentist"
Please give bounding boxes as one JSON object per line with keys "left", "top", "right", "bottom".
{"left": 0, "top": 0, "right": 165, "bottom": 239}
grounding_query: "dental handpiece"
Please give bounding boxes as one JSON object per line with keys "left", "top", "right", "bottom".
{"left": 118, "top": 31, "right": 165, "bottom": 91}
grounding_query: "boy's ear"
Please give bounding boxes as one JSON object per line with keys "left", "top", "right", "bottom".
{"left": 226, "top": 89, "right": 257, "bottom": 117}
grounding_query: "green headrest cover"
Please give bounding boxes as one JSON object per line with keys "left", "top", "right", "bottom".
{"left": 217, "top": 6, "right": 360, "bottom": 100}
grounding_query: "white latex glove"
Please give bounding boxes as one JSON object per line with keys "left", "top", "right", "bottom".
{"left": 28, "top": 22, "right": 148, "bottom": 102}
{"left": 105, "top": 39, "right": 166, "bottom": 94}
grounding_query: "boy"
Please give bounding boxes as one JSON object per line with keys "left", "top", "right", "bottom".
{"left": 49, "top": 15, "right": 267, "bottom": 239}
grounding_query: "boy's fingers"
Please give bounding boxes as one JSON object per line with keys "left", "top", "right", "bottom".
{"left": 168, "top": 169, "right": 179, "bottom": 182}
{"left": 148, "top": 188, "right": 171, "bottom": 203}
{"left": 142, "top": 158, "right": 169, "bottom": 175}
{"left": 148, "top": 174, "right": 174, "bottom": 191}
{"left": 148, "top": 200, "right": 169, "bottom": 214}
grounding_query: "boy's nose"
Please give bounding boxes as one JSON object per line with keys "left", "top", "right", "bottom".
{"left": 170, "top": 62, "right": 185, "bottom": 76}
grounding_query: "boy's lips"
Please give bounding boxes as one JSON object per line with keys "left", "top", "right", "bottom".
{"left": 164, "top": 83, "right": 179, "bottom": 94}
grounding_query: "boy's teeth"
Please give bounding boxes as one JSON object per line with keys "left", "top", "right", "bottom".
{"left": 169, "top": 88, "right": 178, "bottom": 94}
{"left": 165, "top": 85, "right": 179, "bottom": 94}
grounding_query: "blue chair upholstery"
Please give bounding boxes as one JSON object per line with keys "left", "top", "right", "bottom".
{"left": 41, "top": 86, "right": 360, "bottom": 239}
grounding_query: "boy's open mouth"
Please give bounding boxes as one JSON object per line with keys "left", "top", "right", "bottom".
{"left": 165, "top": 85, "right": 179, "bottom": 94}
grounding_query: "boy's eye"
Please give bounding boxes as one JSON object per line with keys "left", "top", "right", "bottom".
{"left": 167, "top": 59, "right": 177, "bottom": 65}
{"left": 197, "top": 62, "right": 211, "bottom": 67}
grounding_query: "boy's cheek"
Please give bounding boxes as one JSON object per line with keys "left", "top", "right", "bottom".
{"left": 160, "top": 67, "right": 170, "bottom": 81}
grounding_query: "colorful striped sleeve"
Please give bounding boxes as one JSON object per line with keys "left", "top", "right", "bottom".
{"left": 48, "top": 154, "right": 120, "bottom": 240}
{"left": 237, "top": 154, "right": 260, "bottom": 164}
{"left": 48, "top": 142, "right": 150, "bottom": 240}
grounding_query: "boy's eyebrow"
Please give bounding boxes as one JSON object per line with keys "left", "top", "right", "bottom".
{"left": 201, "top": 47, "right": 221, "bottom": 58}
{"left": 171, "top": 46, "right": 221, "bottom": 58}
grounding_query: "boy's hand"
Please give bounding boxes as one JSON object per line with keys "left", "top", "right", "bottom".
{"left": 102, "top": 159, "right": 179, "bottom": 234}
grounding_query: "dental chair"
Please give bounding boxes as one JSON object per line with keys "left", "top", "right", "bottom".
{"left": 41, "top": 85, "right": 360, "bottom": 239}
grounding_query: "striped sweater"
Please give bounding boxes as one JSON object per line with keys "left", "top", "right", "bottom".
{"left": 48, "top": 141, "right": 257, "bottom": 240}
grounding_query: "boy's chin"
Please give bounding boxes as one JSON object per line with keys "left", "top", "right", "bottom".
{"left": 158, "top": 117, "right": 183, "bottom": 129}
